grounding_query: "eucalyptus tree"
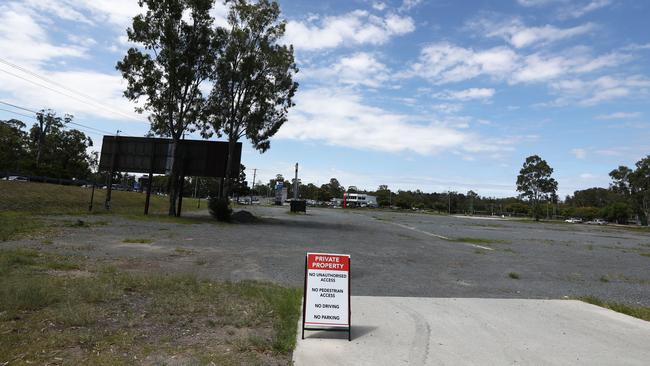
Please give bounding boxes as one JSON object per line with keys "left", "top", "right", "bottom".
{"left": 612, "top": 156, "right": 650, "bottom": 225}
{"left": 516, "top": 155, "right": 558, "bottom": 221}
{"left": 116, "top": 0, "right": 217, "bottom": 216}
{"left": 34, "top": 110, "right": 70, "bottom": 168}
{"left": 206, "top": 0, "right": 298, "bottom": 198}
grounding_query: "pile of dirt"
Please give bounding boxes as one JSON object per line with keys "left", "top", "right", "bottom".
{"left": 231, "top": 210, "right": 259, "bottom": 223}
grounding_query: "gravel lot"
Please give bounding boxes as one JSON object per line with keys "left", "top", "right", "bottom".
{"left": 6, "top": 206, "right": 650, "bottom": 306}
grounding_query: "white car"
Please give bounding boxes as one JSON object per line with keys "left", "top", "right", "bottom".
{"left": 6, "top": 176, "right": 28, "bottom": 182}
{"left": 565, "top": 217, "right": 582, "bottom": 223}
{"left": 586, "top": 219, "right": 607, "bottom": 225}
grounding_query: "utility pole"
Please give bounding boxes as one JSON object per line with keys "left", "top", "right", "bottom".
{"left": 251, "top": 168, "right": 257, "bottom": 204}
{"left": 448, "top": 189, "right": 451, "bottom": 215}
{"left": 293, "top": 163, "right": 299, "bottom": 199}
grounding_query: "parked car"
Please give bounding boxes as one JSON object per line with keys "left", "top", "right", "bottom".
{"left": 586, "top": 219, "right": 607, "bottom": 225}
{"left": 565, "top": 217, "right": 582, "bottom": 223}
{"left": 6, "top": 176, "right": 29, "bottom": 182}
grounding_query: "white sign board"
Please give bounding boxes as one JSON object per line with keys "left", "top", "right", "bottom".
{"left": 303, "top": 252, "right": 350, "bottom": 332}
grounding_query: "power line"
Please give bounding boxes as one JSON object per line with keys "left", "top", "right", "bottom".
{"left": 0, "top": 106, "right": 106, "bottom": 138}
{"left": 0, "top": 107, "right": 34, "bottom": 120}
{"left": 0, "top": 100, "right": 113, "bottom": 135}
{"left": 0, "top": 100, "right": 34, "bottom": 113}
{"left": 0, "top": 61, "right": 148, "bottom": 124}
{"left": 0, "top": 110, "right": 105, "bottom": 139}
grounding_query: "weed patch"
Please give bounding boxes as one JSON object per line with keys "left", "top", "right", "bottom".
{"left": 0, "top": 212, "right": 46, "bottom": 241}
{"left": 580, "top": 296, "right": 650, "bottom": 322}
{"left": 0, "top": 249, "right": 301, "bottom": 364}
{"left": 508, "top": 272, "right": 520, "bottom": 279}
{"left": 599, "top": 275, "right": 610, "bottom": 283}
{"left": 122, "top": 238, "right": 154, "bottom": 244}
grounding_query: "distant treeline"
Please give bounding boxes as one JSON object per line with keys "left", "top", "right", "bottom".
{"left": 1, "top": 113, "right": 96, "bottom": 180}
{"left": 252, "top": 155, "right": 650, "bottom": 225}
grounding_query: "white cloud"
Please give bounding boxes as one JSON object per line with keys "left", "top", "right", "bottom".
{"left": 432, "top": 103, "right": 463, "bottom": 114}
{"left": 406, "top": 43, "right": 519, "bottom": 84}
{"left": 549, "top": 75, "right": 650, "bottom": 106}
{"left": 571, "top": 148, "right": 587, "bottom": 159}
{"left": 0, "top": 68, "right": 144, "bottom": 123}
{"left": 284, "top": 11, "right": 414, "bottom": 51}
{"left": 407, "top": 41, "right": 632, "bottom": 86}
{"left": 67, "top": 35, "right": 97, "bottom": 47}
{"left": 300, "top": 53, "right": 389, "bottom": 88}
{"left": 22, "top": 0, "right": 94, "bottom": 24}
{"left": 595, "top": 112, "right": 641, "bottom": 120}
{"left": 517, "top": 0, "right": 563, "bottom": 6}
{"left": 372, "top": 2, "right": 387, "bottom": 11}
{"left": 65, "top": 0, "right": 144, "bottom": 27}
{"left": 472, "top": 18, "right": 595, "bottom": 48}
{"left": 433, "top": 88, "right": 496, "bottom": 101}
{"left": 400, "top": 0, "right": 423, "bottom": 11}
{"left": 0, "top": 3, "right": 86, "bottom": 67}
{"left": 516, "top": 0, "right": 613, "bottom": 18}
{"left": 278, "top": 88, "right": 517, "bottom": 156}
{"left": 512, "top": 50, "right": 631, "bottom": 83}
{"left": 561, "top": 0, "right": 612, "bottom": 18}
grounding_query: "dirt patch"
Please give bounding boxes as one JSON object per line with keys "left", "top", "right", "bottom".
{"left": 46, "top": 269, "right": 93, "bottom": 278}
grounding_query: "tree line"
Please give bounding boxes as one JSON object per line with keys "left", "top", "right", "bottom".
{"left": 249, "top": 154, "right": 650, "bottom": 226}
{"left": 0, "top": 111, "right": 95, "bottom": 180}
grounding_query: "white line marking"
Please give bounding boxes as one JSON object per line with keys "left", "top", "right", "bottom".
{"left": 387, "top": 221, "right": 494, "bottom": 251}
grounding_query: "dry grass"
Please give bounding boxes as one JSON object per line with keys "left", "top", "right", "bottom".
{"left": 0, "top": 249, "right": 302, "bottom": 365}
{"left": 0, "top": 181, "right": 200, "bottom": 216}
{"left": 581, "top": 296, "right": 650, "bottom": 322}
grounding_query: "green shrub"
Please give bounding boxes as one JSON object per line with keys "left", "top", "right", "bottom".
{"left": 208, "top": 197, "right": 232, "bottom": 222}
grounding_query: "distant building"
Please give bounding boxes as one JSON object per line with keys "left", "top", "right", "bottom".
{"left": 343, "top": 192, "right": 377, "bottom": 207}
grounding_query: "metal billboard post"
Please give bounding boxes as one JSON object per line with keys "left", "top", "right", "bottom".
{"left": 144, "top": 140, "right": 155, "bottom": 215}
{"left": 104, "top": 130, "right": 120, "bottom": 210}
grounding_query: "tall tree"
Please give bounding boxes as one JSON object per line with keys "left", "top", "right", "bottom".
{"left": 28, "top": 118, "right": 95, "bottom": 179}
{"left": 629, "top": 156, "right": 650, "bottom": 225}
{"left": 516, "top": 155, "right": 558, "bottom": 221}
{"left": 33, "top": 110, "right": 70, "bottom": 168}
{"left": 328, "top": 178, "right": 344, "bottom": 199}
{"left": 0, "top": 119, "right": 28, "bottom": 172}
{"left": 116, "top": 0, "right": 217, "bottom": 216}
{"left": 609, "top": 166, "right": 633, "bottom": 196}
{"left": 206, "top": 0, "right": 298, "bottom": 198}
{"left": 609, "top": 160, "right": 650, "bottom": 225}
{"left": 467, "top": 190, "right": 478, "bottom": 214}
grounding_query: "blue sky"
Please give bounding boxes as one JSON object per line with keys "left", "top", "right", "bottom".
{"left": 0, "top": 0, "right": 649, "bottom": 197}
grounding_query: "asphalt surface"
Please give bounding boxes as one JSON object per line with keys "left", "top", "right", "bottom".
{"left": 8, "top": 206, "right": 650, "bottom": 306}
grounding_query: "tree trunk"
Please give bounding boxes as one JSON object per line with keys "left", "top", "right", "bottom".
{"left": 167, "top": 140, "right": 180, "bottom": 216}
{"left": 221, "top": 137, "right": 237, "bottom": 200}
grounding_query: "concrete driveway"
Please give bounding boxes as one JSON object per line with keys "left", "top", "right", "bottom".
{"left": 294, "top": 297, "right": 650, "bottom": 365}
